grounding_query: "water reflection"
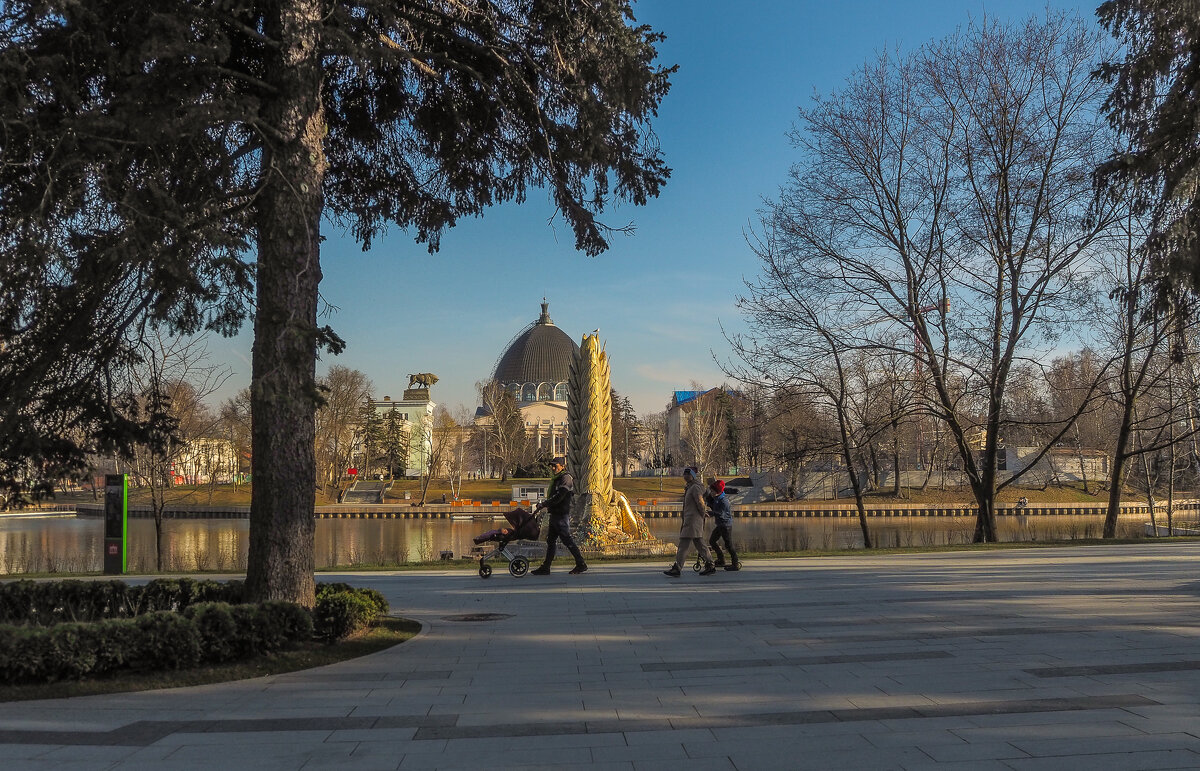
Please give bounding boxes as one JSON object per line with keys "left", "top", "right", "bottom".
{"left": 0, "top": 513, "right": 1148, "bottom": 575}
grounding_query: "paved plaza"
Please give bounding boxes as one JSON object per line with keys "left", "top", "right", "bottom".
{"left": 1, "top": 543, "right": 1199, "bottom": 770}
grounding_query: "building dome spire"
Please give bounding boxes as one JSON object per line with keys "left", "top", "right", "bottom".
{"left": 539, "top": 298, "right": 552, "bottom": 325}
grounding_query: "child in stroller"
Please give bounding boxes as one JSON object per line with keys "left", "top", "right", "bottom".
{"left": 473, "top": 507, "right": 540, "bottom": 578}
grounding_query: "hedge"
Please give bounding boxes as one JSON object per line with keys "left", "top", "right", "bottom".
{"left": 0, "top": 578, "right": 246, "bottom": 626}
{"left": 0, "top": 580, "right": 388, "bottom": 684}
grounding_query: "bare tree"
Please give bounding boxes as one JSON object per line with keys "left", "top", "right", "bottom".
{"left": 749, "top": 13, "right": 1115, "bottom": 541}
{"left": 761, "top": 392, "right": 838, "bottom": 501}
{"left": 640, "top": 411, "right": 668, "bottom": 490}
{"left": 419, "top": 407, "right": 459, "bottom": 505}
{"left": 678, "top": 388, "right": 728, "bottom": 479}
{"left": 730, "top": 271, "right": 877, "bottom": 546}
{"left": 1043, "top": 350, "right": 1110, "bottom": 494}
{"left": 1093, "top": 207, "right": 1200, "bottom": 537}
{"left": 447, "top": 406, "right": 475, "bottom": 499}
{"left": 313, "top": 366, "right": 371, "bottom": 498}
{"left": 124, "top": 332, "right": 229, "bottom": 570}
{"left": 218, "top": 388, "right": 252, "bottom": 493}
{"left": 477, "top": 381, "right": 526, "bottom": 482}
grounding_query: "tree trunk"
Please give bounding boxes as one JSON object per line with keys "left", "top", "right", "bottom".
{"left": 891, "top": 421, "right": 902, "bottom": 497}
{"left": 836, "top": 413, "right": 872, "bottom": 548}
{"left": 970, "top": 464, "right": 999, "bottom": 543}
{"left": 1104, "top": 398, "right": 1137, "bottom": 538}
{"left": 152, "top": 480, "right": 166, "bottom": 572}
{"left": 245, "top": 0, "right": 325, "bottom": 607}
{"left": 1105, "top": 434, "right": 1132, "bottom": 538}
{"left": 1140, "top": 447, "right": 1157, "bottom": 537}
{"left": 1073, "top": 425, "right": 1090, "bottom": 495}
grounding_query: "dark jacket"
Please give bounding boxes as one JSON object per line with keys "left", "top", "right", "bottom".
{"left": 542, "top": 470, "right": 574, "bottom": 517}
{"left": 707, "top": 491, "right": 732, "bottom": 527}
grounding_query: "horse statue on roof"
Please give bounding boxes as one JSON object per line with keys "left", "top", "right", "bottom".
{"left": 407, "top": 373, "right": 439, "bottom": 389}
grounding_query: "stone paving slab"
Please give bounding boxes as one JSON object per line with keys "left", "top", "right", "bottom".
{"left": 1, "top": 543, "right": 1198, "bottom": 769}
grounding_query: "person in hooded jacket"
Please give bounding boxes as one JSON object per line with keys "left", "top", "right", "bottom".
{"left": 705, "top": 479, "right": 739, "bottom": 570}
{"left": 531, "top": 457, "right": 588, "bottom": 575}
{"left": 664, "top": 467, "right": 715, "bottom": 577}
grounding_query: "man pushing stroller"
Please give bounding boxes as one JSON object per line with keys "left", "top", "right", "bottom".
{"left": 530, "top": 457, "right": 588, "bottom": 575}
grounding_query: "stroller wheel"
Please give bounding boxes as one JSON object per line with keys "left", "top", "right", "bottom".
{"left": 692, "top": 558, "right": 703, "bottom": 573}
{"left": 478, "top": 563, "right": 492, "bottom": 579}
{"left": 509, "top": 556, "right": 530, "bottom": 577}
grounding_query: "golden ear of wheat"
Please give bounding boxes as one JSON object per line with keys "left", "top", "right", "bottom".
{"left": 567, "top": 334, "right": 654, "bottom": 546}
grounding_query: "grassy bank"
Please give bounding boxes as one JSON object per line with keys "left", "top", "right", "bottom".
{"left": 40, "top": 479, "right": 1138, "bottom": 509}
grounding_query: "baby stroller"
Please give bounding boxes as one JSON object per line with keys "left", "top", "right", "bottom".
{"left": 473, "top": 507, "right": 540, "bottom": 578}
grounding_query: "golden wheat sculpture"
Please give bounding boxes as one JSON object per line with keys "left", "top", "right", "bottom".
{"left": 566, "top": 334, "right": 654, "bottom": 547}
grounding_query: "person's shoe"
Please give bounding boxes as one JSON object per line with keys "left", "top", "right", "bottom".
{"left": 663, "top": 564, "right": 681, "bottom": 577}
{"left": 531, "top": 565, "right": 551, "bottom": 575}
{"left": 569, "top": 564, "right": 588, "bottom": 575}
{"left": 713, "top": 557, "right": 726, "bottom": 567}
{"left": 699, "top": 563, "right": 717, "bottom": 576}
{"left": 724, "top": 562, "right": 741, "bottom": 571}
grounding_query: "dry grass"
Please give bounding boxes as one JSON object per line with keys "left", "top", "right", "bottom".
{"left": 42, "top": 479, "right": 1145, "bottom": 509}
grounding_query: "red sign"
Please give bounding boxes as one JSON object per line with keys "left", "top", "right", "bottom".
{"left": 347, "top": 468, "right": 357, "bottom": 476}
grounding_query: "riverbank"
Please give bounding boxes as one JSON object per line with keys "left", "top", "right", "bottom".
{"left": 68, "top": 498, "right": 1200, "bottom": 521}
{"left": 28, "top": 477, "right": 1128, "bottom": 511}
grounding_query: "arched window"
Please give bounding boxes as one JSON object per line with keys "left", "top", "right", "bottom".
{"left": 505, "top": 383, "right": 521, "bottom": 399}
{"left": 537, "top": 382, "right": 552, "bottom": 401}
{"left": 554, "top": 382, "right": 568, "bottom": 401}
{"left": 522, "top": 383, "right": 537, "bottom": 403}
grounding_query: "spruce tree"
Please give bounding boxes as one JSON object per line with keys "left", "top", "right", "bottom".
{"left": 1096, "top": 0, "right": 1200, "bottom": 300}
{"left": 0, "top": 1, "right": 672, "bottom": 601}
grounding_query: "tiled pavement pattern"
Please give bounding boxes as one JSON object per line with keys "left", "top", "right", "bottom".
{"left": 1, "top": 543, "right": 1199, "bottom": 770}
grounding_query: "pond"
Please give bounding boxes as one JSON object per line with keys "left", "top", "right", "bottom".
{"left": 0, "top": 511, "right": 1153, "bottom": 576}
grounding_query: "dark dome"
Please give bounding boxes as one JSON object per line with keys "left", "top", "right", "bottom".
{"left": 493, "top": 302, "right": 578, "bottom": 387}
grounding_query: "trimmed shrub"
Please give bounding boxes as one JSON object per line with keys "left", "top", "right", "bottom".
{"left": 134, "top": 612, "right": 203, "bottom": 670}
{"left": 316, "top": 583, "right": 389, "bottom": 616}
{"left": 0, "top": 625, "right": 46, "bottom": 683}
{"left": 258, "top": 601, "right": 314, "bottom": 651}
{"left": 92, "top": 618, "right": 138, "bottom": 672}
{"left": 186, "top": 602, "right": 239, "bottom": 663}
{"left": 0, "top": 579, "right": 388, "bottom": 683}
{"left": 0, "top": 580, "right": 34, "bottom": 624}
{"left": 0, "top": 578, "right": 247, "bottom": 627}
{"left": 313, "top": 591, "right": 377, "bottom": 643}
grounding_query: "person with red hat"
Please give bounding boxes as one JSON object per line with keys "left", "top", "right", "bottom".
{"left": 706, "top": 478, "right": 739, "bottom": 570}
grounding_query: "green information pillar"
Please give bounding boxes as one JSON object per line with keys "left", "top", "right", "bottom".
{"left": 103, "top": 473, "right": 128, "bottom": 574}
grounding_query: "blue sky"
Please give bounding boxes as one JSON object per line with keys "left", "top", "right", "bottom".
{"left": 213, "top": 0, "right": 1094, "bottom": 417}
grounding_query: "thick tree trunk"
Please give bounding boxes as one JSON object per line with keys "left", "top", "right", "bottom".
{"left": 971, "top": 464, "right": 999, "bottom": 543}
{"left": 245, "top": 0, "right": 325, "bottom": 607}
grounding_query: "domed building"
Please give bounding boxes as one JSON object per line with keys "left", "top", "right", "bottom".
{"left": 475, "top": 301, "right": 577, "bottom": 467}
{"left": 493, "top": 301, "right": 578, "bottom": 404}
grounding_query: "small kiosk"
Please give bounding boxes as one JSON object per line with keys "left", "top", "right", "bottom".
{"left": 103, "top": 473, "right": 128, "bottom": 574}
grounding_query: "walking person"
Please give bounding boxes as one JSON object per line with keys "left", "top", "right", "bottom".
{"left": 706, "top": 479, "right": 740, "bottom": 570}
{"left": 531, "top": 457, "right": 588, "bottom": 575}
{"left": 664, "top": 467, "right": 716, "bottom": 577}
